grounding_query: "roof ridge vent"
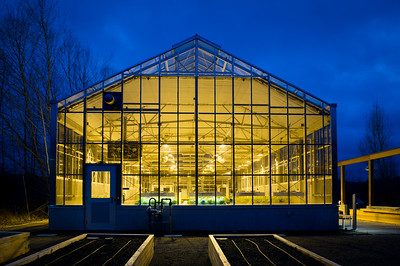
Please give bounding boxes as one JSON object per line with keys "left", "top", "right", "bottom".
{"left": 172, "top": 34, "right": 221, "bottom": 49}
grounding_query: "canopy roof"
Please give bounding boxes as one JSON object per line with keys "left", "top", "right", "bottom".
{"left": 58, "top": 35, "right": 331, "bottom": 111}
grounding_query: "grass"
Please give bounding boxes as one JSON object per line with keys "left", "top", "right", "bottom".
{"left": 0, "top": 208, "right": 48, "bottom": 226}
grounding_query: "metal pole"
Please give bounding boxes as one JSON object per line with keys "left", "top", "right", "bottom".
{"left": 352, "top": 193, "right": 357, "bottom": 230}
{"left": 341, "top": 166, "right": 346, "bottom": 205}
{"left": 330, "top": 103, "right": 339, "bottom": 204}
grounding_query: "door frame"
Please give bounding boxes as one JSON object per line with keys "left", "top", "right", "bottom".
{"left": 84, "top": 164, "right": 121, "bottom": 230}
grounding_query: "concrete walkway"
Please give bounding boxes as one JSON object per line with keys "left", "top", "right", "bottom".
{"left": 285, "top": 220, "right": 400, "bottom": 266}
{"left": 355, "top": 219, "right": 400, "bottom": 234}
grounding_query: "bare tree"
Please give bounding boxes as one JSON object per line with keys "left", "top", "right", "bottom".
{"left": 359, "top": 102, "right": 394, "bottom": 180}
{"left": 0, "top": 0, "right": 112, "bottom": 214}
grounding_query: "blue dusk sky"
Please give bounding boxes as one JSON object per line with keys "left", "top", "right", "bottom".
{"left": 21, "top": 0, "right": 400, "bottom": 161}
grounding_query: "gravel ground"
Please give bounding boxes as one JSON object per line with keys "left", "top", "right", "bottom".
{"left": 149, "top": 237, "right": 211, "bottom": 266}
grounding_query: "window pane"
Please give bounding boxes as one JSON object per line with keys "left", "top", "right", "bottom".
{"left": 271, "top": 115, "right": 287, "bottom": 144}
{"left": 122, "top": 175, "right": 140, "bottom": 205}
{"left": 216, "top": 78, "right": 232, "bottom": 113}
{"left": 65, "top": 175, "right": 83, "bottom": 205}
{"left": 161, "top": 77, "right": 177, "bottom": 112}
{"left": 161, "top": 114, "right": 177, "bottom": 143}
{"left": 198, "top": 77, "right": 214, "bottom": 113}
{"left": 91, "top": 171, "right": 110, "bottom": 198}
{"left": 198, "top": 176, "right": 215, "bottom": 205}
{"left": 141, "top": 113, "right": 159, "bottom": 143}
{"left": 86, "top": 113, "right": 102, "bottom": 143}
{"left": 86, "top": 143, "right": 102, "bottom": 163}
{"left": 141, "top": 175, "right": 158, "bottom": 204}
{"left": 66, "top": 113, "right": 83, "bottom": 142}
{"left": 123, "top": 76, "right": 140, "bottom": 104}
{"left": 104, "top": 113, "right": 121, "bottom": 142}
{"left": 179, "top": 77, "right": 195, "bottom": 112}
{"left": 216, "top": 176, "right": 232, "bottom": 205}
{"left": 56, "top": 175, "right": 64, "bottom": 205}
{"left": 86, "top": 92, "right": 103, "bottom": 110}
{"left": 141, "top": 145, "right": 158, "bottom": 175}
{"left": 161, "top": 176, "right": 177, "bottom": 204}
{"left": 179, "top": 175, "right": 195, "bottom": 205}
{"left": 142, "top": 76, "right": 158, "bottom": 104}
{"left": 252, "top": 78, "right": 269, "bottom": 106}
{"left": 123, "top": 113, "right": 140, "bottom": 142}
{"left": 216, "top": 115, "right": 231, "bottom": 143}
{"left": 234, "top": 77, "right": 251, "bottom": 105}
{"left": 198, "top": 114, "right": 214, "bottom": 143}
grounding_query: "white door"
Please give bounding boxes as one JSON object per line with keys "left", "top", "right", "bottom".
{"left": 85, "top": 164, "right": 117, "bottom": 230}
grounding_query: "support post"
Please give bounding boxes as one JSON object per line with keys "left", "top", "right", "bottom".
{"left": 352, "top": 193, "right": 357, "bottom": 230}
{"left": 340, "top": 165, "right": 346, "bottom": 205}
{"left": 330, "top": 103, "right": 339, "bottom": 204}
{"left": 49, "top": 100, "right": 58, "bottom": 206}
{"left": 368, "top": 159, "right": 374, "bottom": 207}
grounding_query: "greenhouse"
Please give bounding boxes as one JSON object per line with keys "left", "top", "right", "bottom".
{"left": 49, "top": 35, "right": 338, "bottom": 231}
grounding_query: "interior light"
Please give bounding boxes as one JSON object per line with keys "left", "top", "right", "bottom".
{"left": 257, "top": 154, "right": 263, "bottom": 157}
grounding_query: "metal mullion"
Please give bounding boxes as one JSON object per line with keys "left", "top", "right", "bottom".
{"left": 232, "top": 58, "right": 235, "bottom": 205}
{"left": 63, "top": 100, "right": 67, "bottom": 205}
{"left": 81, "top": 90, "right": 87, "bottom": 206}
{"left": 158, "top": 56, "right": 161, "bottom": 203}
{"left": 195, "top": 39, "right": 199, "bottom": 205}
{"left": 213, "top": 45, "right": 217, "bottom": 206}
{"left": 322, "top": 107, "right": 326, "bottom": 204}
{"left": 286, "top": 86, "right": 290, "bottom": 205}
{"left": 139, "top": 69, "right": 142, "bottom": 205}
{"left": 177, "top": 48, "right": 180, "bottom": 205}
{"left": 304, "top": 93, "right": 308, "bottom": 204}
{"left": 120, "top": 76, "right": 124, "bottom": 206}
{"left": 268, "top": 75, "right": 272, "bottom": 205}
{"left": 121, "top": 75, "right": 124, "bottom": 165}
{"left": 214, "top": 76, "right": 217, "bottom": 206}
{"left": 251, "top": 71, "right": 254, "bottom": 205}
{"left": 101, "top": 90, "right": 104, "bottom": 163}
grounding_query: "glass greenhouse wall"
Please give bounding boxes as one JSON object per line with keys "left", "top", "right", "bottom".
{"left": 54, "top": 36, "right": 334, "bottom": 208}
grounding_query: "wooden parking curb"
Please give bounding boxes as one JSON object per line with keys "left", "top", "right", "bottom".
{"left": 0, "top": 232, "right": 30, "bottom": 264}
{"left": 273, "top": 234, "right": 340, "bottom": 266}
{"left": 125, "top": 234, "right": 154, "bottom": 266}
{"left": 208, "top": 235, "right": 230, "bottom": 266}
{"left": 208, "top": 234, "right": 339, "bottom": 266}
{"left": 6, "top": 233, "right": 87, "bottom": 266}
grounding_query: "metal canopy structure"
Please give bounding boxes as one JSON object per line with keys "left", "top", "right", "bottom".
{"left": 338, "top": 147, "right": 400, "bottom": 207}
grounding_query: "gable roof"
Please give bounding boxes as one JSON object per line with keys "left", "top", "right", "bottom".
{"left": 58, "top": 35, "right": 331, "bottom": 111}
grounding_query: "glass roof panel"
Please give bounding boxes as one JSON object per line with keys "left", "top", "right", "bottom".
{"left": 59, "top": 35, "right": 331, "bottom": 112}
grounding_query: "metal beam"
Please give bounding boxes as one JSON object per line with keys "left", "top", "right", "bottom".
{"left": 338, "top": 147, "right": 400, "bottom": 166}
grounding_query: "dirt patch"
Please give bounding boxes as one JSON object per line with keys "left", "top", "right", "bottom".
{"left": 150, "top": 237, "right": 211, "bottom": 266}
{"left": 217, "top": 236, "right": 324, "bottom": 266}
{"left": 28, "top": 237, "right": 145, "bottom": 265}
